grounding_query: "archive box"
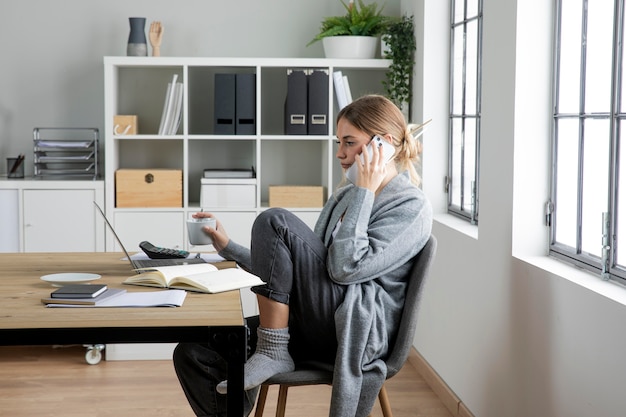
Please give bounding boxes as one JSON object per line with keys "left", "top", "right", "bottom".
{"left": 269, "top": 186, "right": 325, "bottom": 208}
{"left": 113, "top": 115, "right": 138, "bottom": 135}
{"left": 200, "top": 178, "right": 256, "bottom": 208}
{"left": 116, "top": 169, "right": 182, "bottom": 208}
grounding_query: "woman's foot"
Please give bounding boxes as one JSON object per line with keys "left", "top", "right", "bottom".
{"left": 216, "top": 326, "right": 294, "bottom": 394}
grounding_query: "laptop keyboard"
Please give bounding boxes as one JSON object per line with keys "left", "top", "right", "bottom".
{"left": 134, "top": 257, "right": 206, "bottom": 268}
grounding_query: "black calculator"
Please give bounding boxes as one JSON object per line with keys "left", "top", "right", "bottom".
{"left": 139, "top": 241, "right": 190, "bottom": 259}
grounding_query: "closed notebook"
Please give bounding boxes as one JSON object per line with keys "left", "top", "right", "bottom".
{"left": 124, "top": 263, "right": 264, "bottom": 293}
{"left": 50, "top": 284, "right": 107, "bottom": 299}
{"left": 43, "top": 288, "right": 126, "bottom": 306}
{"left": 43, "top": 289, "right": 186, "bottom": 308}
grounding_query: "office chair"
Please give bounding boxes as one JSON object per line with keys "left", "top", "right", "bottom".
{"left": 253, "top": 235, "right": 438, "bottom": 417}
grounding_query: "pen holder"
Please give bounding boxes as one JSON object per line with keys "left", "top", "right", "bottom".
{"left": 7, "top": 157, "right": 24, "bottom": 178}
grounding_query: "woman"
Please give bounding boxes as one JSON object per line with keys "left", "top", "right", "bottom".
{"left": 173, "top": 94, "right": 432, "bottom": 417}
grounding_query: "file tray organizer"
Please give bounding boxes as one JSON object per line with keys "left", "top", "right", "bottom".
{"left": 33, "top": 128, "right": 99, "bottom": 180}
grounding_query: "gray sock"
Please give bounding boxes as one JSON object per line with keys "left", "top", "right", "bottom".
{"left": 216, "top": 326, "right": 295, "bottom": 394}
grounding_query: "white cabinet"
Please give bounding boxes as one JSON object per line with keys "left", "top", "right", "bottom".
{"left": 113, "top": 211, "right": 184, "bottom": 253}
{"left": 0, "top": 190, "right": 19, "bottom": 252}
{"left": 0, "top": 180, "right": 105, "bottom": 252}
{"left": 23, "top": 189, "right": 99, "bottom": 252}
{"left": 103, "top": 57, "right": 390, "bottom": 251}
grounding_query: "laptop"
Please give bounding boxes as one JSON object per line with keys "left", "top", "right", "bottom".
{"left": 94, "top": 202, "right": 206, "bottom": 270}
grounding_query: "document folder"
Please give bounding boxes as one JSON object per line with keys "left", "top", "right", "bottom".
{"left": 284, "top": 69, "right": 308, "bottom": 135}
{"left": 236, "top": 73, "right": 256, "bottom": 135}
{"left": 307, "top": 70, "right": 329, "bottom": 135}
{"left": 332, "top": 71, "right": 349, "bottom": 110}
{"left": 214, "top": 74, "right": 236, "bottom": 135}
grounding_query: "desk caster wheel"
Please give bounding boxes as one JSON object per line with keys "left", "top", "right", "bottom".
{"left": 84, "top": 344, "right": 105, "bottom": 365}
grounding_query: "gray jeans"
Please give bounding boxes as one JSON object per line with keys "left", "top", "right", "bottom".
{"left": 173, "top": 316, "right": 260, "bottom": 417}
{"left": 250, "top": 208, "right": 346, "bottom": 365}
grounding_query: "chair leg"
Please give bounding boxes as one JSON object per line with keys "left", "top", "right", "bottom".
{"left": 276, "top": 385, "right": 289, "bottom": 417}
{"left": 254, "top": 385, "right": 269, "bottom": 417}
{"left": 378, "top": 384, "right": 393, "bottom": 417}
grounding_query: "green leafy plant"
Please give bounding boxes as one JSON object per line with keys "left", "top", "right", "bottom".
{"left": 381, "top": 15, "right": 416, "bottom": 109}
{"left": 307, "top": 0, "right": 388, "bottom": 46}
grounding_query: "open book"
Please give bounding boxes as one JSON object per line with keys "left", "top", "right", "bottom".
{"left": 123, "top": 263, "right": 264, "bottom": 294}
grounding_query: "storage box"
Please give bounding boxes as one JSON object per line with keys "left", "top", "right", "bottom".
{"left": 200, "top": 178, "right": 256, "bottom": 208}
{"left": 113, "top": 115, "right": 138, "bottom": 135}
{"left": 269, "top": 186, "right": 325, "bottom": 208}
{"left": 116, "top": 169, "right": 182, "bottom": 208}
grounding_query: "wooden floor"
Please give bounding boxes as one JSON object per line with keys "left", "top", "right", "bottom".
{"left": 0, "top": 345, "right": 452, "bottom": 417}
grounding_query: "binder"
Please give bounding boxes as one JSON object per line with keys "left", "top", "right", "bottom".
{"left": 307, "top": 70, "right": 329, "bottom": 135}
{"left": 342, "top": 74, "right": 353, "bottom": 104}
{"left": 214, "top": 74, "right": 236, "bottom": 134}
{"left": 158, "top": 74, "right": 179, "bottom": 135}
{"left": 168, "top": 82, "right": 184, "bottom": 135}
{"left": 236, "top": 73, "right": 256, "bottom": 135}
{"left": 284, "top": 69, "right": 308, "bottom": 135}
{"left": 332, "top": 71, "right": 349, "bottom": 110}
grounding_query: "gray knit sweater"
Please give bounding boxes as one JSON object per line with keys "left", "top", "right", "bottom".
{"left": 220, "top": 171, "right": 432, "bottom": 416}
{"left": 316, "top": 171, "right": 432, "bottom": 416}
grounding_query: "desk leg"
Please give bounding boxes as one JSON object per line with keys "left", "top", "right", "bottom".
{"left": 209, "top": 325, "right": 248, "bottom": 417}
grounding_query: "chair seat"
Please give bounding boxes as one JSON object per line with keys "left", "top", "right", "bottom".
{"left": 264, "top": 369, "right": 333, "bottom": 387}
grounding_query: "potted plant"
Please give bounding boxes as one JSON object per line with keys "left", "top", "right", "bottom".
{"left": 308, "top": 0, "right": 389, "bottom": 59}
{"left": 381, "top": 15, "right": 416, "bottom": 114}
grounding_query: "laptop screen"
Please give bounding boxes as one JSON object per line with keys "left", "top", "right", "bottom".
{"left": 93, "top": 201, "right": 138, "bottom": 268}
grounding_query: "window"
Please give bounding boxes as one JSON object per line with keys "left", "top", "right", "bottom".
{"left": 551, "top": 0, "right": 625, "bottom": 282}
{"left": 448, "top": 0, "right": 483, "bottom": 224}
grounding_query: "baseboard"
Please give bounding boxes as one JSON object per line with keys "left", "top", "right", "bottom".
{"left": 407, "top": 348, "right": 475, "bottom": 417}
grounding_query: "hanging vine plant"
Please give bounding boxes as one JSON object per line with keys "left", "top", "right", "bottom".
{"left": 381, "top": 15, "right": 416, "bottom": 112}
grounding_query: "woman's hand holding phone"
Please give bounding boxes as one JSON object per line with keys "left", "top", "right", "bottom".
{"left": 346, "top": 136, "right": 395, "bottom": 191}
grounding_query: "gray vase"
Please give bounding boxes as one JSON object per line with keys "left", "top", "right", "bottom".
{"left": 127, "top": 17, "right": 147, "bottom": 56}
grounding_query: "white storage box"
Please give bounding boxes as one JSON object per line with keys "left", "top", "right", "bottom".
{"left": 200, "top": 178, "right": 256, "bottom": 208}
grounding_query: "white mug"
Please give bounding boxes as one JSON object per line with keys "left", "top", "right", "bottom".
{"left": 187, "top": 217, "right": 216, "bottom": 246}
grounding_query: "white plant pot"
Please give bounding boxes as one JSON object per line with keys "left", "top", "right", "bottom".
{"left": 322, "top": 36, "right": 378, "bottom": 59}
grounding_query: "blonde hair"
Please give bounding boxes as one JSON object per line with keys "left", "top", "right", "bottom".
{"left": 336, "top": 94, "right": 423, "bottom": 186}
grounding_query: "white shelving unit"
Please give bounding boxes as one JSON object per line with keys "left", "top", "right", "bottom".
{"left": 103, "top": 56, "right": 390, "bottom": 253}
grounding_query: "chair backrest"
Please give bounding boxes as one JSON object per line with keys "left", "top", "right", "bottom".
{"left": 384, "top": 234, "right": 437, "bottom": 378}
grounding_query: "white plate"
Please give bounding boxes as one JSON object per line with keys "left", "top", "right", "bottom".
{"left": 40, "top": 273, "right": 102, "bottom": 287}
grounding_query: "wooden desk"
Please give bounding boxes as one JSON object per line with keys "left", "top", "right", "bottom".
{"left": 0, "top": 252, "right": 246, "bottom": 416}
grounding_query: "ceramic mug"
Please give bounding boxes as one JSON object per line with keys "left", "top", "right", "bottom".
{"left": 187, "top": 217, "right": 216, "bottom": 246}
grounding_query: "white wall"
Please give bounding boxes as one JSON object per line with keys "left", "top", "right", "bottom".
{"left": 413, "top": 0, "right": 626, "bottom": 416}
{"left": 0, "top": 0, "right": 401, "bottom": 175}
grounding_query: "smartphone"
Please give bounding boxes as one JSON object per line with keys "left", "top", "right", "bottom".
{"left": 346, "top": 135, "right": 396, "bottom": 184}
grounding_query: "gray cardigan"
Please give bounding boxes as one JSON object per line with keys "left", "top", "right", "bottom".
{"left": 316, "top": 171, "right": 432, "bottom": 416}
{"left": 220, "top": 171, "right": 432, "bottom": 416}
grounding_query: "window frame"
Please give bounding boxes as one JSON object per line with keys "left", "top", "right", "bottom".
{"left": 447, "top": 0, "right": 483, "bottom": 224}
{"left": 550, "top": 0, "right": 626, "bottom": 282}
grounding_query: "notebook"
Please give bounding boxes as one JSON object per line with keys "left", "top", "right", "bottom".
{"left": 93, "top": 202, "right": 206, "bottom": 270}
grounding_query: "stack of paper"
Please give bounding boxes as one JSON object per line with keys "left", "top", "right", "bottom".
{"left": 203, "top": 167, "right": 256, "bottom": 179}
